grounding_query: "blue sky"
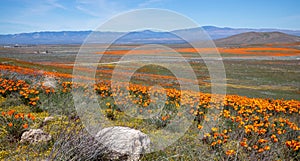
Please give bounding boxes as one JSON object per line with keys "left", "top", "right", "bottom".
{"left": 0, "top": 0, "right": 299, "bottom": 34}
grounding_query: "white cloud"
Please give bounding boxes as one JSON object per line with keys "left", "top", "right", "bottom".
{"left": 76, "top": 6, "right": 100, "bottom": 17}
{"left": 138, "top": 0, "right": 165, "bottom": 8}
{"left": 75, "top": 0, "right": 125, "bottom": 18}
{"left": 47, "top": 0, "right": 67, "bottom": 10}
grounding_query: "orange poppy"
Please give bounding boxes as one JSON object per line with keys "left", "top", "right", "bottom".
{"left": 8, "top": 122, "right": 13, "bottom": 127}
{"left": 23, "top": 123, "right": 28, "bottom": 129}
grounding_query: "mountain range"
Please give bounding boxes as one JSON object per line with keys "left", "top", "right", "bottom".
{"left": 0, "top": 26, "right": 300, "bottom": 45}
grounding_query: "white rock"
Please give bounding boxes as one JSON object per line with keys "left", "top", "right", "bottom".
{"left": 96, "top": 126, "right": 150, "bottom": 161}
{"left": 21, "top": 129, "right": 51, "bottom": 143}
{"left": 43, "top": 116, "right": 54, "bottom": 124}
{"left": 42, "top": 76, "right": 56, "bottom": 88}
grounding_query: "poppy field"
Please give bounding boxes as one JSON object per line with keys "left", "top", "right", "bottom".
{"left": 0, "top": 44, "right": 299, "bottom": 160}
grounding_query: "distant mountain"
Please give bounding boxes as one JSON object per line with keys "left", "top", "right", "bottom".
{"left": 0, "top": 26, "right": 300, "bottom": 45}
{"left": 203, "top": 26, "right": 300, "bottom": 39}
{"left": 214, "top": 32, "right": 300, "bottom": 45}
{"left": 113, "top": 30, "right": 183, "bottom": 44}
{"left": 173, "top": 26, "right": 300, "bottom": 40}
{"left": 0, "top": 30, "right": 183, "bottom": 44}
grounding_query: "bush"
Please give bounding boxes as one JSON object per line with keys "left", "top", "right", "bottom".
{"left": 0, "top": 110, "right": 34, "bottom": 142}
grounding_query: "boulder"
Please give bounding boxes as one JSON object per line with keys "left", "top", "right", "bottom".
{"left": 21, "top": 129, "right": 51, "bottom": 143}
{"left": 96, "top": 126, "right": 150, "bottom": 161}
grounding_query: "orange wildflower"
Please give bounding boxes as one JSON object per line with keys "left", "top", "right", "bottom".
{"left": 7, "top": 110, "right": 15, "bottom": 116}
{"left": 197, "top": 125, "right": 203, "bottom": 130}
{"left": 240, "top": 141, "right": 247, "bottom": 147}
{"left": 258, "top": 139, "right": 268, "bottom": 144}
{"left": 264, "top": 145, "right": 270, "bottom": 151}
{"left": 8, "top": 122, "right": 13, "bottom": 127}
{"left": 19, "top": 113, "right": 24, "bottom": 119}
{"left": 211, "top": 142, "right": 217, "bottom": 146}
{"left": 226, "top": 150, "right": 235, "bottom": 156}
{"left": 258, "top": 148, "right": 264, "bottom": 153}
{"left": 161, "top": 115, "right": 169, "bottom": 121}
{"left": 30, "top": 115, "right": 35, "bottom": 121}
{"left": 253, "top": 145, "right": 258, "bottom": 149}
{"left": 14, "top": 114, "right": 19, "bottom": 119}
{"left": 23, "top": 123, "right": 28, "bottom": 129}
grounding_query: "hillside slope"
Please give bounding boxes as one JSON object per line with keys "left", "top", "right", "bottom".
{"left": 215, "top": 32, "right": 300, "bottom": 46}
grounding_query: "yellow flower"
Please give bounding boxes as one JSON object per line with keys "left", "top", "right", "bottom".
{"left": 226, "top": 150, "right": 235, "bottom": 156}
{"left": 204, "top": 133, "right": 211, "bottom": 137}
{"left": 211, "top": 127, "right": 218, "bottom": 132}
{"left": 197, "top": 125, "right": 203, "bottom": 130}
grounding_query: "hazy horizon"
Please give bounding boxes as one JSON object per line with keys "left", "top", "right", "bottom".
{"left": 1, "top": 25, "right": 300, "bottom": 35}
{"left": 1, "top": 0, "right": 300, "bottom": 34}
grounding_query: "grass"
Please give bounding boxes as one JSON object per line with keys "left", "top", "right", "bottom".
{"left": 224, "top": 60, "right": 299, "bottom": 100}
{"left": 0, "top": 57, "right": 73, "bottom": 75}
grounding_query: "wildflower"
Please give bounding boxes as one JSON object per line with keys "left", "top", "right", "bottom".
{"left": 258, "top": 128, "right": 267, "bottom": 134}
{"left": 19, "top": 113, "right": 24, "bottom": 119}
{"left": 198, "top": 125, "right": 203, "bottom": 130}
{"left": 271, "top": 134, "right": 276, "bottom": 139}
{"left": 253, "top": 145, "right": 258, "bottom": 149}
{"left": 211, "top": 141, "right": 217, "bottom": 146}
{"left": 204, "top": 133, "right": 211, "bottom": 137}
{"left": 258, "top": 148, "right": 264, "bottom": 153}
{"left": 23, "top": 123, "right": 28, "bottom": 129}
{"left": 161, "top": 115, "right": 169, "bottom": 121}
{"left": 226, "top": 150, "right": 235, "bottom": 155}
{"left": 286, "top": 140, "right": 292, "bottom": 146}
{"left": 240, "top": 141, "right": 248, "bottom": 147}
{"left": 30, "top": 115, "right": 35, "bottom": 121}
{"left": 211, "top": 127, "right": 218, "bottom": 132}
{"left": 258, "top": 139, "right": 268, "bottom": 144}
{"left": 7, "top": 110, "right": 15, "bottom": 116}
{"left": 264, "top": 145, "right": 270, "bottom": 151}
{"left": 223, "top": 110, "right": 230, "bottom": 118}
{"left": 8, "top": 122, "right": 13, "bottom": 127}
{"left": 14, "top": 114, "right": 19, "bottom": 119}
